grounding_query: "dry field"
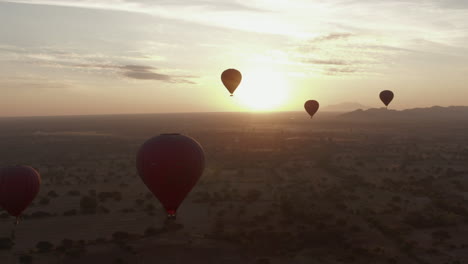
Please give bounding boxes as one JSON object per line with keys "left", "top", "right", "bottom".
{"left": 1, "top": 112, "right": 468, "bottom": 263}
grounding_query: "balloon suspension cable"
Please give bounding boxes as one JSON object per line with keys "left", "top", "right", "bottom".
{"left": 11, "top": 217, "right": 19, "bottom": 240}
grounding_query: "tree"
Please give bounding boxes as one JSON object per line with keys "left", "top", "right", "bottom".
{"left": 63, "top": 209, "right": 77, "bottom": 216}
{"left": 245, "top": 189, "right": 262, "bottom": 202}
{"left": 145, "top": 227, "right": 158, "bottom": 237}
{"left": 61, "top": 239, "right": 74, "bottom": 249}
{"left": 39, "top": 197, "right": 50, "bottom": 205}
{"left": 36, "top": 241, "right": 53, "bottom": 252}
{"left": 135, "top": 199, "right": 144, "bottom": 206}
{"left": 80, "top": 196, "right": 97, "bottom": 214}
{"left": 432, "top": 230, "right": 451, "bottom": 243}
{"left": 112, "top": 232, "right": 130, "bottom": 243}
{"left": 19, "top": 254, "right": 33, "bottom": 264}
{"left": 47, "top": 190, "right": 59, "bottom": 198}
{"left": 0, "top": 237, "right": 14, "bottom": 250}
{"left": 68, "top": 190, "right": 80, "bottom": 196}
{"left": 256, "top": 258, "right": 270, "bottom": 264}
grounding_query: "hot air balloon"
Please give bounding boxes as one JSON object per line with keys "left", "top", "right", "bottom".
{"left": 379, "top": 90, "right": 394, "bottom": 108}
{"left": 0, "top": 166, "right": 41, "bottom": 221}
{"left": 136, "top": 134, "right": 205, "bottom": 219}
{"left": 221, "top": 69, "right": 242, "bottom": 96}
{"left": 304, "top": 100, "right": 319, "bottom": 118}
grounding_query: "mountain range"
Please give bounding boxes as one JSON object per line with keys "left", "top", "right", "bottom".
{"left": 340, "top": 106, "right": 468, "bottom": 122}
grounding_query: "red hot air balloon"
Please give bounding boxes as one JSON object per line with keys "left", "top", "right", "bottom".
{"left": 221, "top": 69, "right": 242, "bottom": 96}
{"left": 379, "top": 90, "right": 394, "bottom": 108}
{"left": 136, "top": 134, "right": 205, "bottom": 218}
{"left": 304, "top": 100, "right": 320, "bottom": 118}
{"left": 0, "top": 166, "right": 41, "bottom": 219}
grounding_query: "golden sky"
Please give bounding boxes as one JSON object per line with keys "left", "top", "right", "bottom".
{"left": 0, "top": 0, "right": 467, "bottom": 116}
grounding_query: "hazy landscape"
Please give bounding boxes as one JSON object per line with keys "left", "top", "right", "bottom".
{"left": 1, "top": 108, "right": 468, "bottom": 263}
{"left": 2, "top": 0, "right": 468, "bottom": 263}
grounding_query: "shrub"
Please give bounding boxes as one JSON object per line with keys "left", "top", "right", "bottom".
{"left": 30, "top": 211, "right": 53, "bottom": 219}
{"left": 0, "top": 237, "right": 14, "bottom": 250}
{"left": 63, "top": 209, "right": 77, "bottom": 216}
{"left": 18, "top": 254, "right": 33, "bottom": 264}
{"left": 47, "top": 191, "right": 59, "bottom": 198}
{"left": 112, "top": 232, "right": 129, "bottom": 242}
{"left": 68, "top": 190, "right": 80, "bottom": 196}
{"left": 80, "top": 196, "right": 97, "bottom": 214}
{"left": 36, "top": 241, "right": 53, "bottom": 252}
{"left": 39, "top": 197, "right": 50, "bottom": 205}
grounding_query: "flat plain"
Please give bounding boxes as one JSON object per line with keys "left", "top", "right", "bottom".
{"left": 1, "top": 111, "right": 468, "bottom": 264}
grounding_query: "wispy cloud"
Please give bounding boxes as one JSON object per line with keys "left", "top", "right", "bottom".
{"left": 122, "top": 0, "right": 266, "bottom": 12}
{"left": 0, "top": 46, "right": 195, "bottom": 83}
{"left": 340, "top": 0, "right": 468, "bottom": 10}
{"left": 0, "top": 76, "right": 72, "bottom": 89}
{"left": 291, "top": 32, "right": 408, "bottom": 76}
{"left": 0, "top": 0, "right": 266, "bottom": 12}
{"left": 303, "top": 59, "right": 350, "bottom": 66}
{"left": 326, "top": 67, "right": 357, "bottom": 75}
{"left": 311, "top": 33, "right": 354, "bottom": 43}
{"left": 75, "top": 63, "right": 195, "bottom": 83}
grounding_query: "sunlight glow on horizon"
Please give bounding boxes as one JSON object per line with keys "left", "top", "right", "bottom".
{"left": 1, "top": 1, "right": 468, "bottom": 116}
{"left": 234, "top": 69, "right": 290, "bottom": 111}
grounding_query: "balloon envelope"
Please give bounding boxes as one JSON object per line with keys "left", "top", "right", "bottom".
{"left": 221, "top": 69, "right": 242, "bottom": 95}
{"left": 136, "top": 134, "right": 205, "bottom": 216}
{"left": 304, "top": 100, "right": 320, "bottom": 118}
{"left": 0, "top": 166, "right": 41, "bottom": 217}
{"left": 379, "top": 90, "right": 394, "bottom": 107}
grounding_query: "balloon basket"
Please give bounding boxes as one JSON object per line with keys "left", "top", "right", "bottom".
{"left": 167, "top": 214, "right": 177, "bottom": 220}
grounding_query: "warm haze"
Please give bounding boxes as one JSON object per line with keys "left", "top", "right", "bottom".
{"left": 0, "top": 0, "right": 467, "bottom": 116}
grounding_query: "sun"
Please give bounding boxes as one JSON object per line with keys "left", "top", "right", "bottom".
{"left": 234, "top": 69, "right": 289, "bottom": 111}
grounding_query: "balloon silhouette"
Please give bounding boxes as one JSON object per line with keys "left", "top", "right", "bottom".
{"left": 304, "top": 100, "right": 319, "bottom": 118}
{"left": 0, "top": 166, "right": 41, "bottom": 220}
{"left": 136, "top": 134, "right": 205, "bottom": 218}
{"left": 221, "top": 69, "right": 242, "bottom": 96}
{"left": 379, "top": 90, "right": 394, "bottom": 108}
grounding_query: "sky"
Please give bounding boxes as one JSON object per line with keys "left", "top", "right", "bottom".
{"left": 0, "top": 0, "right": 467, "bottom": 116}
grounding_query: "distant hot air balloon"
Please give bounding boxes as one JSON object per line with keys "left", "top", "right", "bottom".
{"left": 304, "top": 100, "right": 319, "bottom": 118}
{"left": 0, "top": 166, "right": 41, "bottom": 220}
{"left": 379, "top": 90, "right": 394, "bottom": 108}
{"left": 221, "top": 69, "right": 242, "bottom": 96}
{"left": 136, "top": 134, "right": 205, "bottom": 218}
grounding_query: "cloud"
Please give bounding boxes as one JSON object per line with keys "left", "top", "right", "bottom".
{"left": 74, "top": 63, "right": 195, "bottom": 83}
{"left": 339, "top": 0, "right": 468, "bottom": 9}
{"left": 122, "top": 0, "right": 266, "bottom": 12}
{"left": 120, "top": 65, "right": 171, "bottom": 81}
{"left": 0, "top": 46, "right": 195, "bottom": 83}
{"left": 0, "top": 77, "right": 72, "bottom": 89}
{"left": 326, "top": 67, "right": 357, "bottom": 75}
{"left": 1, "top": 0, "right": 266, "bottom": 12}
{"left": 312, "top": 33, "right": 354, "bottom": 43}
{"left": 292, "top": 29, "right": 422, "bottom": 76}
{"left": 303, "top": 59, "right": 350, "bottom": 65}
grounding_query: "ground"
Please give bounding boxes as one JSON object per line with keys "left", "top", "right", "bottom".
{"left": 0, "top": 112, "right": 467, "bottom": 264}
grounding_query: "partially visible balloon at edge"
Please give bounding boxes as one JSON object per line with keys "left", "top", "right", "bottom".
{"left": 304, "top": 100, "right": 320, "bottom": 118}
{"left": 221, "top": 69, "right": 242, "bottom": 96}
{"left": 0, "top": 165, "right": 41, "bottom": 218}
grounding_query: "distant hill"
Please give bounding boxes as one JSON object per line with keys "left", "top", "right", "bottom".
{"left": 322, "top": 102, "right": 370, "bottom": 112}
{"left": 340, "top": 106, "right": 468, "bottom": 122}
